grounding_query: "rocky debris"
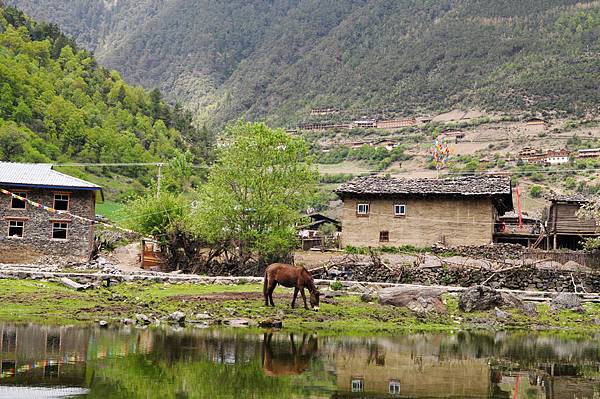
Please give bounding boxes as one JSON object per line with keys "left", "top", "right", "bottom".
{"left": 223, "top": 318, "right": 250, "bottom": 327}
{"left": 135, "top": 314, "right": 151, "bottom": 325}
{"left": 550, "top": 293, "right": 583, "bottom": 313}
{"left": 60, "top": 277, "right": 90, "bottom": 291}
{"left": 378, "top": 286, "right": 447, "bottom": 314}
{"left": 258, "top": 319, "right": 283, "bottom": 328}
{"left": 495, "top": 308, "right": 509, "bottom": 319}
{"left": 500, "top": 292, "right": 523, "bottom": 309}
{"left": 360, "top": 290, "right": 376, "bottom": 303}
{"left": 195, "top": 312, "right": 212, "bottom": 320}
{"left": 521, "top": 302, "right": 538, "bottom": 317}
{"left": 168, "top": 311, "right": 186, "bottom": 324}
{"left": 121, "top": 318, "right": 135, "bottom": 325}
{"left": 98, "top": 320, "right": 109, "bottom": 327}
{"left": 459, "top": 286, "right": 504, "bottom": 312}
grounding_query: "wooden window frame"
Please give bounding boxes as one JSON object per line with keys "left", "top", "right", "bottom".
{"left": 351, "top": 378, "right": 364, "bottom": 393}
{"left": 379, "top": 231, "right": 390, "bottom": 242}
{"left": 9, "top": 191, "right": 28, "bottom": 210}
{"left": 51, "top": 221, "right": 70, "bottom": 241}
{"left": 53, "top": 193, "right": 71, "bottom": 212}
{"left": 356, "top": 203, "right": 370, "bottom": 217}
{"left": 7, "top": 219, "right": 25, "bottom": 239}
{"left": 394, "top": 203, "right": 406, "bottom": 218}
{"left": 389, "top": 380, "right": 401, "bottom": 395}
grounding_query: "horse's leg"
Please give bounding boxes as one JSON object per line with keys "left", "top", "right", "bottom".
{"left": 300, "top": 288, "right": 308, "bottom": 309}
{"left": 291, "top": 287, "right": 299, "bottom": 309}
{"left": 268, "top": 282, "right": 277, "bottom": 306}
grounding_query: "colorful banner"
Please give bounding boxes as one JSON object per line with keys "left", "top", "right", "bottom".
{"left": 0, "top": 188, "right": 138, "bottom": 235}
{"left": 433, "top": 136, "right": 450, "bottom": 170}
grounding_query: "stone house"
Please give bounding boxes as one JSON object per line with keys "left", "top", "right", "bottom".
{"left": 335, "top": 175, "right": 513, "bottom": 247}
{"left": 0, "top": 162, "right": 101, "bottom": 263}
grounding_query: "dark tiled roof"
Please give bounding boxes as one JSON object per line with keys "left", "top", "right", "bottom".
{"left": 335, "top": 175, "right": 512, "bottom": 197}
{"left": 547, "top": 193, "right": 592, "bottom": 203}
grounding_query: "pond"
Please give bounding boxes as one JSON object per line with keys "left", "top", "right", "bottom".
{"left": 0, "top": 323, "right": 598, "bottom": 398}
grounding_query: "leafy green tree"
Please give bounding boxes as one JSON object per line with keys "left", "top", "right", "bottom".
{"left": 0, "top": 122, "right": 27, "bottom": 160}
{"left": 195, "top": 122, "right": 318, "bottom": 267}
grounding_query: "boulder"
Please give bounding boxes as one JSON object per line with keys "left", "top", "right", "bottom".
{"left": 98, "top": 320, "right": 109, "bottom": 328}
{"left": 360, "top": 290, "right": 376, "bottom": 303}
{"left": 195, "top": 312, "right": 212, "bottom": 320}
{"left": 550, "top": 293, "right": 583, "bottom": 313}
{"left": 169, "top": 311, "right": 186, "bottom": 324}
{"left": 258, "top": 319, "right": 283, "bottom": 328}
{"left": 378, "top": 286, "right": 447, "bottom": 314}
{"left": 459, "top": 286, "right": 503, "bottom": 312}
{"left": 135, "top": 313, "right": 151, "bottom": 325}
{"left": 495, "top": 308, "right": 509, "bottom": 319}
{"left": 223, "top": 318, "right": 250, "bottom": 327}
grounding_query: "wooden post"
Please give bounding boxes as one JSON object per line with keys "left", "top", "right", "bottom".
{"left": 553, "top": 234, "right": 558, "bottom": 250}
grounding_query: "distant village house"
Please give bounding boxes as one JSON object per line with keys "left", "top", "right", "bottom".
{"left": 577, "top": 148, "right": 600, "bottom": 159}
{"left": 0, "top": 162, "right": 101, "bottom": 263}
{"left": 335, "top": 175, "right": 513, "bottom": 247}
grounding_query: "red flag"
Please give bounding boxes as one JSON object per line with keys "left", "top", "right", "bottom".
{"left": 515, "top": 186, "right": 523, "bottom": 227}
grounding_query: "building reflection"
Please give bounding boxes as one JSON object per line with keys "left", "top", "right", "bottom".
{"left": 0, "top": 325, "right": 599, "bottom": 399}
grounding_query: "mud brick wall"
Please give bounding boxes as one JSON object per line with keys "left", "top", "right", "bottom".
{"left": 0, "top": 186, "right": 96, "bottom": 263}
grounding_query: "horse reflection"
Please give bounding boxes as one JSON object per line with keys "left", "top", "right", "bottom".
{"left": 261, "top": 333, "right": 318, "bottom": 376}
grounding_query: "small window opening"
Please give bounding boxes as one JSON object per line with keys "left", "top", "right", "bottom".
{"left": 351, "top": 378, "right": 364, "bottom": 392}
{"left": 54, "top": 194, "right": 69, "bottom": 211}
{"left": 357, "top": 203, "right": 370, "bottom": 215}
{"left": 389, "top": 380, "right": 400, "bottom": 395}
{"left": 394, "top": 204, "right": 406, "bottom": 216}
{"left": 10, "top": 193, "right": 27, "bottom": 209}
{"left": 379, "top": 231, "right": 389, "bottom": 242}
{"left": 8, "top": 221, "right": 24, "bottom": 238}
{"left": 52, "top": 222, "right": 68, "bottom": 240}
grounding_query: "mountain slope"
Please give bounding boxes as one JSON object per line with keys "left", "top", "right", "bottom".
{"left": 0, "top": 4, "right": 210, "bottom": 199}
{"left": 7, "top": 0, "right": 600, "bottom": 126}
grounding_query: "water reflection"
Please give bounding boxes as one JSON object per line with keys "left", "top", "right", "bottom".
{"left": 0, "top": 324, "right": 599, "bottom": 398}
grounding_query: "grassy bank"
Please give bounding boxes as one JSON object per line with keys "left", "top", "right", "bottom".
{"left": 2, "top": 279, "right": 600, "bottom": 334}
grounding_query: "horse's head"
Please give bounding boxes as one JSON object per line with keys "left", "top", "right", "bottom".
{"left": 309, "top": 290, "right": 321, "bottom": 311}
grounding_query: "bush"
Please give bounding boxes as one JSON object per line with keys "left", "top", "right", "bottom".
{"left": 529, "top": 185, "right": 542, "bottom": 198}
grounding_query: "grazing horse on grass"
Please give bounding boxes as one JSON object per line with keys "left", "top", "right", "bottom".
{"left": 264, "top": 263, "right": 321, "bottom": 310}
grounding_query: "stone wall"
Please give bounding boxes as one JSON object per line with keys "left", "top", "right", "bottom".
{"left": 0, "top": 186, "right": 96, "bottom": 263}
{"left": 314, "top": 261, "right": 600, "bottom": 293}
{"left": 340, "top": 196, "right": 495, "bottom": 248}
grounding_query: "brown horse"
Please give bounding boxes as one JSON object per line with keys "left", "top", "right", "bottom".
{"left": 261, "top": 333, "right": 318, "bottom": 376}
{"left": 264, "top": 263, "right": 321, "bottom": 310}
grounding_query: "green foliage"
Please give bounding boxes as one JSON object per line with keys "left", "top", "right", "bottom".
{"left": 529, "top": 185, "right": 542, "bottom": 198}
{"left": 9, "top": 0, "right": 600, "bottom": 126}
{"left": 0, "top": 5, "right": 213, "bottom": 198}
{"left": 194, "top": 122, "right": 318, "bottom": 265}
{"left": 121, "top": 192, "right": 189, "bottom": 238}
{"left": 330, "top": 281, "right": 343, "bottom": 291}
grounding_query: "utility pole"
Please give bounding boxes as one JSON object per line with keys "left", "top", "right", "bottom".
{"left": 156, "top": 163, "right": 163, "bottom": 197}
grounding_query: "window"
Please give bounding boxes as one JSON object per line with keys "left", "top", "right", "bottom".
{"left": 54, "top": 194, "right": 69, "bottom": 211}
{"left": 379, "top": 231, "right": 389, "bottom": 242}
{"left": 10, "top": 192, "right": 26, "bottom": 209}
{"left": 8, "top": 221, "right": 24, "bottom": 238}
{"left": 357, "top": 203, "right": 369, "bottom": 215}
{"left": 351, "top": 379, "right": 364, "bottom": 392}
{"left": 394, "top": 204, "right": 406, "bottom": 217}
{"left": 389, "top": 380, "right": 400, "bottom": 395}
{"left": 52, "top": 222, "right": 68, "bottom": 240}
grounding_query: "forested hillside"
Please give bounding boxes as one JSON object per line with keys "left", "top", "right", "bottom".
{"left": 6, "top": 0, "right": 600, "bottom": 127}
{"left": 0, "top": 4, "right": 211, "bottom": 199}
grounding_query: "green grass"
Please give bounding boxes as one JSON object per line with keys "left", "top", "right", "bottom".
{"left": 3, "top": 278, "right": 600, "bottom": 335}
{"left": 96, "top": 201, "right": 126, "bottom": 221}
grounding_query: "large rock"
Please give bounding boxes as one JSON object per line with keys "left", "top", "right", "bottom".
{"left": 378, "top": 286, "right": 447, "bottom": 314}
{"left": 169, "top": 311, "right": 186, "bottom": 324}
{"left": 550, "top": 293, "right": 583, "bottom": 313}
{"left": 459, "top": 286, "right": 504, "bottom": 312}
